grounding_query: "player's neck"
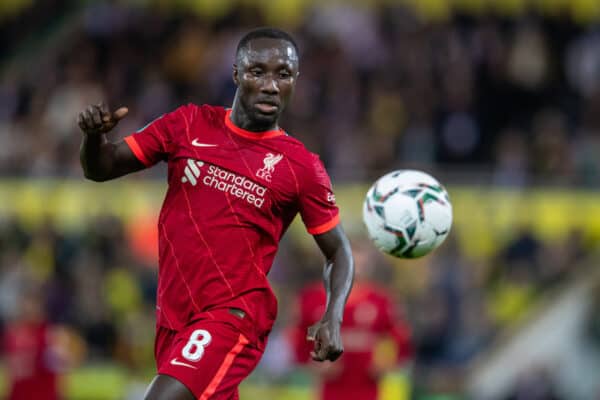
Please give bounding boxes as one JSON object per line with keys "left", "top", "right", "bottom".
{"left": 229, "top": 103, "right": 279, "bottom": 133}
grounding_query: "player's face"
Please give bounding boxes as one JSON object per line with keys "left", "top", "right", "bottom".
{"left": 234, "top": 38, "right": 299, "bottom": 127}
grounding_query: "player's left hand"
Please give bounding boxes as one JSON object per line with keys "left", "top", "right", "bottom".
{"left": 307, "top": 319, "right": 343, "bottom": 362}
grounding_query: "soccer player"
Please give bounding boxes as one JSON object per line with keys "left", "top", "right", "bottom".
{"left": 3, "top": 285, "right": 83, "bottom": 400}
{"left": 77, "top": 28, "right": 354, "bottom": 400}
{"left": 291, "top": 243, "right": 412, "bottom": 400}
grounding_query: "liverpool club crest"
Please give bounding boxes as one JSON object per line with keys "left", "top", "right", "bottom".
{"left": 256, "top": 153, "right": 283, "bottom": 182}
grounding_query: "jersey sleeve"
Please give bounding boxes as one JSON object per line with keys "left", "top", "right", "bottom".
{"left": 299, "top": 155, "right": 340, "bottom": 235}
{"left": 123, "top": 105, "right": 192, "bottom": 167}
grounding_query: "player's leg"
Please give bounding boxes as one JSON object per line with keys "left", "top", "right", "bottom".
{"left": 153, "top": 318, "right": 262, "bottom": 399}
{"left": 149, "top": 326, "right": 196, "bottom": 399}
{"left": 144, "top": 375, "right": 195, "bottom": 400}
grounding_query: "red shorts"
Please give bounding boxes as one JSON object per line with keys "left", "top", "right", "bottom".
{"left": 155, "top": 314, "right": 263, "bottom": 399}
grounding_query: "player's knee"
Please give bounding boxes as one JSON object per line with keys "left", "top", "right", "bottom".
{"left": 144, "top": 375, "right": 195, "bottom": 400}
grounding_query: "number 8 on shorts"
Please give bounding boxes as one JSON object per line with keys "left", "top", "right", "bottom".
{"left": 182, "top": 329, "right": 212, "bottom": 361}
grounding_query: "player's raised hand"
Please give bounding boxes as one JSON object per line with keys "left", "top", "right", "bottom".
{"left": 307, "top": 319, "right": 343, "bottom": 362}
{"left": 77, "top": 103, "right": 128, "bottom": 136}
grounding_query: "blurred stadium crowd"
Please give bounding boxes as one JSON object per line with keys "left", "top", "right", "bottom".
{"left": 2, "top": 0, "right": 600, "bottom": 398}
{"left": 2, "top": 0, "right": 600, "bottom": 185}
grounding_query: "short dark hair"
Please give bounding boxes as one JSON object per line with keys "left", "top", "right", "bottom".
{"left": 236, "top": 27, "right": 299, "bottom": 58}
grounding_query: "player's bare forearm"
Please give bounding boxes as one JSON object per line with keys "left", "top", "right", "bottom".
{"left": 308, "top": 225, "right": 354, "bottom": 361}
{"left": 319, "top": 233, "right": 353, "bottom": 324}
{"left": 78, "top": 103, "right": 144, "bottom": 181}
{"left": 80, "top": 135, "right": 143, "bottom": 181}
{"left": 80, "top": 133, "right": 115, "bottom": 181}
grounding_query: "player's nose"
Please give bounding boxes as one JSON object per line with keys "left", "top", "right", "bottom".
{"left": 261, "top": 76, "right": 279, "bottom": 94}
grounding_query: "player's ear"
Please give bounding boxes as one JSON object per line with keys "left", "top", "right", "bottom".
{"left": 232, "top": 64, "right": 239, "bottom": 86}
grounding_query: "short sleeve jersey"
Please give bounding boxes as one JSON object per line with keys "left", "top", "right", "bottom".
{"left": 124, "top": 104, "right": 339, "bottom": 347}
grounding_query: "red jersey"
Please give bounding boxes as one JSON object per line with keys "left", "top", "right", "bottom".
{"left": 3, "top": 322, "right": 59, "bottom": 400}
{"left": 124, "top": 104, "right": 339, "bottom": 349}
{"left": 291, "top": 282, "right": 412, "bottom": 400}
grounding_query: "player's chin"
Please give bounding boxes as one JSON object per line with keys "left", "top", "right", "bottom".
{"left": 251, "top": 109, "right": 280, "bottom": 125}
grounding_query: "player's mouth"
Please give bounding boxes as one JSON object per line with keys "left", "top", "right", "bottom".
{"left": 255, "top": 101, "right": 279, "bottom": 114}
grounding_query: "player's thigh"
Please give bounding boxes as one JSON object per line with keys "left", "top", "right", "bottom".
{"left": 157, "top": 319, "right": 262, "bottom": 399}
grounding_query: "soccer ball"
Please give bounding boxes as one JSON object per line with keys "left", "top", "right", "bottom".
{"left": 362, "top": 170, "right": 452, "bottom": 258}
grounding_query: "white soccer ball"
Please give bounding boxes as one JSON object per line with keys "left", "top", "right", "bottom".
{"left": 362, "top": 170, "right": 453, "bottom": 258}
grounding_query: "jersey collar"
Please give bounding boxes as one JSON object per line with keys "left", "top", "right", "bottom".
{"left": 225, "top": 109, "right": 285, "bottom": 140}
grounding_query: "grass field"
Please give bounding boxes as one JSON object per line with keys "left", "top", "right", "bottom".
{"left": 0, "top": 364, "right": 415, "bottom": 399}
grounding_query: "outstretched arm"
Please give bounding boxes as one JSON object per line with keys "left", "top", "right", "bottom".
{"left": 78, "top": 103, "right": 145, "bottom": 181}
{"left": 307, "top": 224, "right": 354, "bottom": 362}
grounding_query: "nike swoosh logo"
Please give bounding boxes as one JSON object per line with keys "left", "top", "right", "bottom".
{"left": 170, "top": 358, "right": 197, "bottom": 369}
{"left": 192, "top": 139, "right": 218, "bottom": 147}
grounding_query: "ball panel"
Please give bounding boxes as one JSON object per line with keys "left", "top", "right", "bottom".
{"left": 362, "top": 169, "right": 452, "bottom": 259}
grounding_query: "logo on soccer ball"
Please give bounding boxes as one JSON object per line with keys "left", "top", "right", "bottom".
{"left": 256, "top": 153, "right": 283, "bottom": 182}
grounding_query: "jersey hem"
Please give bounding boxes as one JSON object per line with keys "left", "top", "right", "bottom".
{"left": 306, "top": 214, "right": 340, "bottom": 235}
{"left": 124, "top": 135, "right": 152, "bottom": 167}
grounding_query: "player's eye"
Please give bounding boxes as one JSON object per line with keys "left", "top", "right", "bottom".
{"left": 250, "top": 68, "right": 263, "bottom": 77}
{"left": 279, "top": 70, "right": 291, "bottom": 79}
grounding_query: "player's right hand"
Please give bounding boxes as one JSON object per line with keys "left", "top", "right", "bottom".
{"left": 307, "top": 319, "right": 344, "bottom": 362}
{"left": 77, "top": 103, "right": 128, "bottom": 136}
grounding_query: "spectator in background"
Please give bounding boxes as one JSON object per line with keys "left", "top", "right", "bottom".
{"left": 531, "top": 108, "right": 573, "bottom": 182}
{"left": 1, "top": 1, "right": 598, "bottom": 182}
{"left": 290, "top": 242, "right": 412, "bottom": 400}
{"left": 492, "top": 127, "right": 530, "bottom": 188}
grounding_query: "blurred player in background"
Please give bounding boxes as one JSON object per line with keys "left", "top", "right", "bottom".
{"left": 77, "top": 27, "right": 354, "bottom": 400}
{"left": 2, "top": 283, "right": 84, "bottom": 400}
{"left": 291, "top": 242, "right": 412, "bottom": 400}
